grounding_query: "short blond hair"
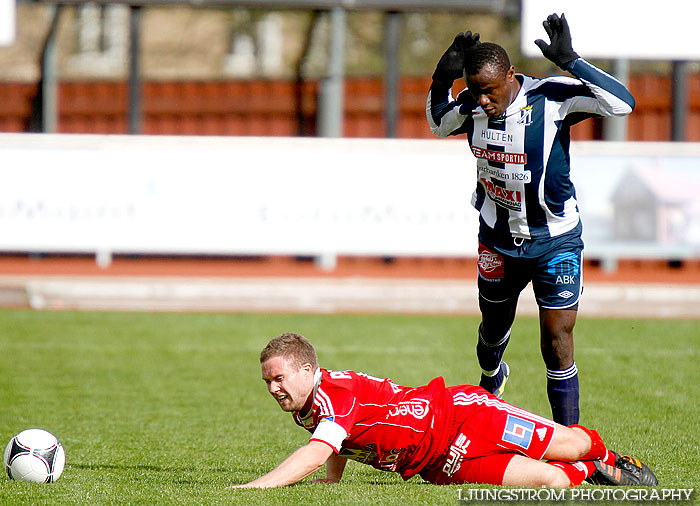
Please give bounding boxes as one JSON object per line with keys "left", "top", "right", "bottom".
{"left": 260, "top": 332, "right": 319, "bottom": 371}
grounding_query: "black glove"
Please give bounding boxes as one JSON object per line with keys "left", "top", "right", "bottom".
{"left": 534, "top": 13, "right": 579, "bottom": 71}
{"left": 432, "top": 31, "right": 481, "bottom": 85}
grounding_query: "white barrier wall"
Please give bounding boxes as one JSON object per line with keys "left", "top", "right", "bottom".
{"left": 0, "top": 134, "right": 698, "bottom": 267}
{"left": 0, "top": 134, "right": 480, "bottom": 263}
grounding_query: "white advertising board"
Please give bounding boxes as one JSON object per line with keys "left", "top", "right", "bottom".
{"left": 0, "top": 0, "right": 16, "bottom": 47}
{"left": 0, "top": 134, "right": 480, "bottom": 259}
{"left": 521, "top": 0, "right": 700, "bottom": 60}
{"left": 0, "top": 134, "right": 698, "bottom": 266}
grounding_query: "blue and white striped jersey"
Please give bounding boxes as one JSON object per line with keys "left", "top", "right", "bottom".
{"left": 427, "top": 58, "right": 635, "bottom": 242}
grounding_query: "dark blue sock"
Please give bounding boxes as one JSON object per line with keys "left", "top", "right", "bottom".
{"left": 476, "top": 327, "right": 510, "bottom": 374}
{"left": 547, "top": 362, "right": 580, "bottom": 425}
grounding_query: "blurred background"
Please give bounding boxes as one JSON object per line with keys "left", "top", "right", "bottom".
{"left": 1, "top": 0, "right": 698, "bottom": 139}
{"left": 0, "top": 0, "right": 698, "bottom": 317}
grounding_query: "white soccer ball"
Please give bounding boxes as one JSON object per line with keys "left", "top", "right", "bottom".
{"left": 3, "top": 429, "right": 65, "bottom": 483}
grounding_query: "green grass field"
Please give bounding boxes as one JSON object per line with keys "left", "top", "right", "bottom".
{"left": 0, "top": 309, "right": 698, "bottom": 505}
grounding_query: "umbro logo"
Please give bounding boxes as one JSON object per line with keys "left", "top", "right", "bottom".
{"left": 558, "top": 291, "right": 574, "bottom": 298}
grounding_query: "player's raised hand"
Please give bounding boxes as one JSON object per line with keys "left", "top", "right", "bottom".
{"left": 432, "top": 31, "right": 481, "bottom": 84}
{"left": 534, "top": 13, "right": 579, "bottom": 71}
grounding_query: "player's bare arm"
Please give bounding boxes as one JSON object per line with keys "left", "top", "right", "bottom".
{"left": 227, "top": 440, "right": 333, "bottom": 489}
{"left": 311, "top": 452, "right": 347, "bottom": 484}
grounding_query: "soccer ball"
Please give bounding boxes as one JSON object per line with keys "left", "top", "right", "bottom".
{"left": 3, "top": 429, "right": 65, "bottom": 483}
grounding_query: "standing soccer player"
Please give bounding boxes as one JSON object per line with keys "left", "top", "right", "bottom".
{"left": 426, "top": 14, "right": 635, "bottom": 425}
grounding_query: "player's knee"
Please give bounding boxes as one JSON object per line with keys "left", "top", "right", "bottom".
{"left": 545, "top": 425, "right": 592, "bottom": 462}
{"left": 568, "top": 427, "right": 593, "bottom": 460}
{"left": 541, "top": 467, "right": 571, "bottom": 488}
{"left": 575, "top": 439, "right": 591, "bottom": 460}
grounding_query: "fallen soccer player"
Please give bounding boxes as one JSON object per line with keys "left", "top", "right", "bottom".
{"left": 228, "top": 333, "right": 657, "bottom": 489}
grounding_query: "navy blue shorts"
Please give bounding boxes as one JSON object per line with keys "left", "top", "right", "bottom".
{"left": 477, "top": 228, "right": 583, "bottom": 310}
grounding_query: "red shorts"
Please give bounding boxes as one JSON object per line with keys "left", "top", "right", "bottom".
{"left": 420, "top": 385, "right": 556, "bottom": 485}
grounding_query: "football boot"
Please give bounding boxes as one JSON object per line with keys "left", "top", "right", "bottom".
{"left": 587, "top": 452, "right": 658, "bottom": 486}
{"left": 479, "top": 361, "right": 509, "bottom": 399}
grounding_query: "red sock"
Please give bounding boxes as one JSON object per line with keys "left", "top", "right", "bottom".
{"left": 548, "top": 460, "right": 597, "bottom": 486}
{"left": 569, "top": 424, "right": 616, "bottom": 466}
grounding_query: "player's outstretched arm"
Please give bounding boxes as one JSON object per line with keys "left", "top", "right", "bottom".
{"left": 427, "top": 30, "right": 479, "bottom": 137}
{"left": 534, "top": 12, "right": 634, "bottom": 115}
{"left": 534, "top": 13, "right": 579, "bottom": 71}
{"left": 227, "top": 440, "right": 334, "bottom": 489}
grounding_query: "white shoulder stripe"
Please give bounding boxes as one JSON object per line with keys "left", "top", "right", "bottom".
{"left": 315, "top": 385, "right": 356, "bottom": 419}
{"left": 315, "top": 386, "right": 334, "bottom": 417}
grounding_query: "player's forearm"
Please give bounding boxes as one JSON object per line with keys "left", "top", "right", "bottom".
{"left": 426, "top": 83, "right": 468, "bottom": 137}
{"left": 427, "top": 81, "right": 455, "bottom": 135}
{"left": 568, "top": 58, "right": 635, "bottom": 116}
{"left": 235, "top": 441, "right": 333, "bottom": 489}
{"left": 324, "top": 453, "right": 347, "bottom": 482}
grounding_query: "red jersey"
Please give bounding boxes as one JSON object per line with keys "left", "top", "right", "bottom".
{"left": 293, "top": 368, "right": 454, "bottom": 479}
